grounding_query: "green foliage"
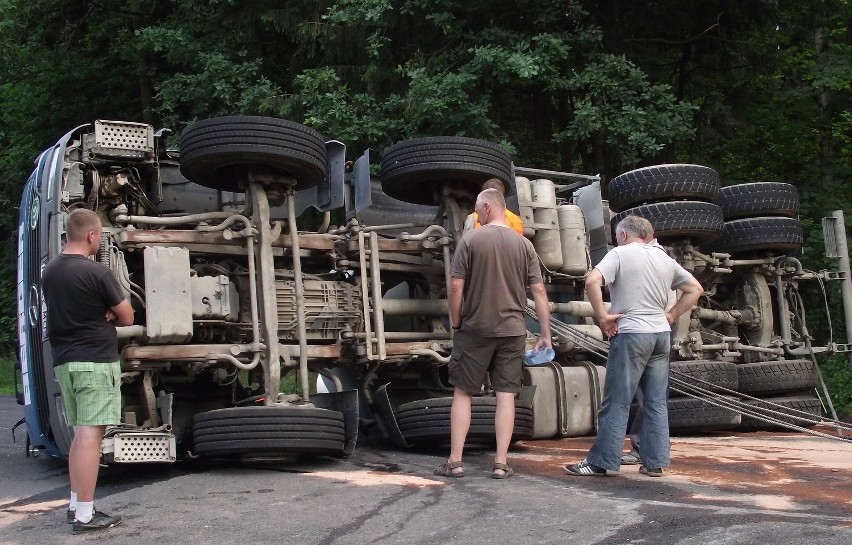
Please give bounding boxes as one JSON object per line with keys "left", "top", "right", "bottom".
{"left": 298, "top": 0, "right": 695, "bottom": 170}
{"left": 279, "top": 370, "right": 318, "bottom": 396}
{"left": 0, "top": 0, "right": 850, "bottom": 412}
{"left": 155, "top": 52, "right": 284, "bottom": 125}
{"left": 555, "top": 54, "right": 697, "bottom": 168}
{"left": 0, "top": 355, "right": 15, "bottom": 395}
{"left": 819, "top": 356, "right": 852, "bottom": 417}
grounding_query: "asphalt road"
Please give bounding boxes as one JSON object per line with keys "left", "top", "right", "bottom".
{"left": 2, "top": 394, "right": 851, "bottom": 545}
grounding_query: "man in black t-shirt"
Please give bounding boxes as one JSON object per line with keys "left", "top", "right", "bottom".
{"left": 42, "top": 209, "right": 133, "bottom": 534}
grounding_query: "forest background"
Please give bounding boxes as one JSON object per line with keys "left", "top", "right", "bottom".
{"left": 0, "top": 0, "right": 850, "bottom": 412}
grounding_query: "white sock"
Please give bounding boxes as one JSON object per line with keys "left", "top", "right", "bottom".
{"left": 76, "top": 501, "right": 94, "bottom": 523}
{"left": 69, "top": 491, "right": 77, "bottom": 511}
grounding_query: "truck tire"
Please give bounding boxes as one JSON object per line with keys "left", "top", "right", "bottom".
{"left": 192, "top": 406, "right": 345, "bottom": 457}
{"left": 397, "top": 396, "right": 533, "bottom": 413}
{"left": 667, "top": 397, "right": 741, "bottom": 432}
{"left": 610, "top": 201, "right": 724, "bottom": 244}
{"left": 396, "top": 413, "right": 533, "bottom": 427}
{"left": 380, "top": 137, "right": 513, "bottom": 205}
{"left": 701, "top": 217, "right": 804, "bottom": 255}
{"left": 396, "top": 401, "right": 533, "bottom": 423}
{"left": 396, "top": 396, "right": 533, "bottom": 442}
{"left": 192, "top": 423, "right": 345, "bottom": 436}
{"left": 669, "top": 360, "right": 738, "bottom": 397}
{"left": 400, "top": 422, "right": 534, "bottom": 442}
{"left": 736, "top": 395, "right": 822, "bottom": 431}
{"left": 736, "top": 359, "right": 819, "bottom": 395}
{"left": 180, "top": 116, "right": 327, "bottom": 192}
{"left": 717, "top": 182, "right": 799, "bottom": 220}
{"left": 607, "top": 164, "right": 720, "bottom": 213}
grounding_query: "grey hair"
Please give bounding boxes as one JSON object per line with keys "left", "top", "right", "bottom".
{"left": 615, "top": 215, "right": 653, "bottom": 240}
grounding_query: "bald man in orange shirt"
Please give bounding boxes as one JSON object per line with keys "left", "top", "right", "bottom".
{"left": 464, "top": 178, "right": 524, "bottom": 236}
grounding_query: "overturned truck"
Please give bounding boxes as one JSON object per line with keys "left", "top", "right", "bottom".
{"left": 15, "top": 116, "right": 852, "bottom": 463}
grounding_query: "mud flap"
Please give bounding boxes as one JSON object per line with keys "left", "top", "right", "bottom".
{"left": 310, "top": 389, "right": 360, "bottom": 456}
{"left": 283, "top": 140, "right": 347, "bottom": 217}
{"left": 372, "top": 383, "right": 411, "bottom": 449}
{"left": 346, "top": 149, "right": 372, "bottom": 220}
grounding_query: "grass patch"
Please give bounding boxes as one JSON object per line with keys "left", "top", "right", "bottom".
{"left": 280, "top": 369, "right": 318, "bottom": 396}
{"left": 0, "top": 354, "right": 17, "bottom": 395}
{"left": 238, "top": 368, "right": 318, "bottom": 397}
{"left": 820, "top": 355, "right": 852, "bottom": 418}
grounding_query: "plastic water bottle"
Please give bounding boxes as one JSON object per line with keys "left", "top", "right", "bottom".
{"left": 523, "top": 347, "right": 555, "bottom": 366}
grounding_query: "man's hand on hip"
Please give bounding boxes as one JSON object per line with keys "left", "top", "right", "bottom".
{"left": 598, "top": 313, "right": 624, "bottom": 338}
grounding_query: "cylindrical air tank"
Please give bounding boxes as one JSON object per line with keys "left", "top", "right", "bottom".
{"left": 530, "top": 179, "right": 563, "bottom": 270}
{"left": 557, "top": 204, "right": 589, "bottom": 275}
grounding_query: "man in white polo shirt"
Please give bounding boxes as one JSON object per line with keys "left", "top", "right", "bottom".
{"left": 565, "top": 215, "right": 703, "bottom": 477}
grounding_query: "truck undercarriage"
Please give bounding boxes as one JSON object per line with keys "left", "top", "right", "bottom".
{"left": 15, "top": 116, "right": 852, "bottom": 464}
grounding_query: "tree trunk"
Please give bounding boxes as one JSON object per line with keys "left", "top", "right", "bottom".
{"left": 558, "top": 90, "right": 573, "bottom": 171}
{"left": 137, "top": 52, "right": 154, "bottom": 125}
{"left": 813, "top": 15, "right": 834, "bottom": 193}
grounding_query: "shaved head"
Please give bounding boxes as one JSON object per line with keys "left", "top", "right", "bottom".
{"left": 66, "top": 209, "right": 102, "bottom": 243}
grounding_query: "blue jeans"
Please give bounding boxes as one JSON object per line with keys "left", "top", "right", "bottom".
{"left": 628, "top": 386, "right": 644, "bottom": 454}
{"left": 587, "top": 332, "right": 671, "bottom": 471}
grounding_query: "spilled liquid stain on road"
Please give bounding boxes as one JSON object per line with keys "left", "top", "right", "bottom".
{"left": 505, "top": 429, "right": 852, "bottom": 518}
{"left": 309, "top": 471, "right": 444, "bottom": 488}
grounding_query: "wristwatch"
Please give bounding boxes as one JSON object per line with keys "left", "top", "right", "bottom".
{"left": 452, "top": 325, "right": 461, "bottom": 330}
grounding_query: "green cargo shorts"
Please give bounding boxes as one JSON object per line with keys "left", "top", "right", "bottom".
{"left": 53, "top": 361, "right": 121, "bottom": 427}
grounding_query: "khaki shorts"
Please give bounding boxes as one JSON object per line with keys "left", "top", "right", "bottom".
{"left": 448, "top": 330, "right": 525, "bottom": 394}
{"left": 54, "top": 361, "right": 121, "bottom": 427}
